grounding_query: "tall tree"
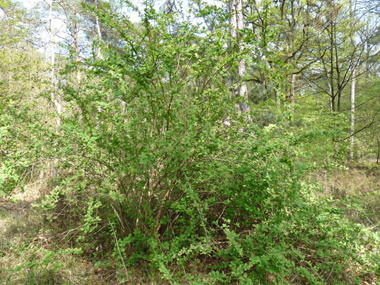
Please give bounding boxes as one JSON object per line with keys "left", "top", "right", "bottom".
{"left": 350, "top": 0, "right": 357, "bottom": 160}
{"left": 230, "top": 0, "right": 249, "bottom": 113}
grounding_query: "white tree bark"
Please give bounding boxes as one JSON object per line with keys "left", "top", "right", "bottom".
{"left": 230, "top": 0, "right": 249, "bottom": 114}
{"left": 95, "top": 0, "right": 102, "bottom": 58}
{"left": 95, "top": 0, "right": 103, "bottom": 128}
{"left": 291, "top": 73, "right": 296, "bottom": 105}
{"left": 349, "top": 0, "right": 356, "bottom": 161}
{"left": 350, "top": 68, "right": 355, "bottom": 160}
{"left": 48, "top": 0, "right": 63, "bottom": 194}
{"left": 49, "top": 0, "right": 62, "bottom": 130}
{"left": 73, "top": 13, "right": 81, "bottom": 84}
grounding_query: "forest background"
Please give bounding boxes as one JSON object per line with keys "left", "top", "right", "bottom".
{"left": 2, "top": 0, "right": 380, "bottom": 284}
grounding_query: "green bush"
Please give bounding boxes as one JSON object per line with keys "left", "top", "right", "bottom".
{"left": 33, "top": 2, "right": 380, "bottom": 284}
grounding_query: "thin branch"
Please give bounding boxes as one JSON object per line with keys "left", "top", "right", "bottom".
{"left": 334, "top": 109, "right": 380, "bottom": 142}
{"left": 110, "top": 222, "right": 129, "bottom": 278}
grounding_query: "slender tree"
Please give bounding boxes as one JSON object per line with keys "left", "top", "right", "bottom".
{"left": 230, "top": 0, "right": 249, "bottom": 113}
{"left": 49, "top": 0, "right": 62, "bottom": 130}
{"left": 350, "top": 0, "right": 357, "bottom": 160}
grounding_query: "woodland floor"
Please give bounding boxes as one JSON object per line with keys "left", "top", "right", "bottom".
{"left": 1, "top": 164, "right": 380, "bottom": 284}
{"left": 0, "top": 182, "right": 109, "bottom": 284}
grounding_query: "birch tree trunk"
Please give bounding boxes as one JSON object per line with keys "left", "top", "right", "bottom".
{"left": 95, "top": 0, "right": 102, "bottom": 58}
{"left": 94, "top": 0, "right": 103, "bottom": 127}
{"left": 349, "top": 0, "right": 356, "bottom": 161}
{"left": 290, "top": 73, "right": 296, "bottom": 105}
{"left": 230, "top": 0, "right": 249, "bottom": 114}
{"left": 49, "top": 0, "right": 62, "bottom": 130}
{"left": 350, "top": 68, "right": 355, "bottom": 160}
{"left": 73, "top": 12, "right": 81, "bottom": 84}
{"left": 48, "top": 0, "right": 62, "bottom": 196}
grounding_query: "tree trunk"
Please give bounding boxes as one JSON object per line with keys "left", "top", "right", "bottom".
{"left": 95, "top": 0, "right": 102, "bottom": 58}
{"left": 349, "top": 0, "right": 356, "bottom": 161}
{"left": 377, "top": 134, "right": 380, "bottom": 164}
{"left": 334, "top": 23, "right": 342, "bottom": 112}
{"left": 230, "top": 0, "right": 249, "bottom": 114}
{"left": 330, "top": 18, "right": 335, "bottom": 112}
{"left": 350, "top": 68, "right": 356, "bottom": 161}
{"left": 48, "top": 0, "right": 62, "bottom": 197}
{"left": 290, "top": 73, "right": 296, "bottom": 105}
{"left": 74, "top": 12, "right": 81, "bottom": 84}
{"left": 49, "top": 0, "right": 62, "bottom": 129}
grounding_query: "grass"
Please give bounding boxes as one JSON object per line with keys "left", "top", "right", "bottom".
{"left": 0, "top": 185, "right": 168, "bottom": 284}
{"left": 1, "top": 164, "right": 380, "bottom": 284}
{"left": 0, "top": 183, "right": 108, "bottom": 284}
{"left": 317, "top": 164, "right": 380, "bottom": 229}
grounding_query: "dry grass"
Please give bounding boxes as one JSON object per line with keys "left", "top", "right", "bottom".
{"left": 0, "top": 183, "right": 166, "bottom": 284}
{"left": 313, "top": 165, "right": 380, "bottom": 230}
{"left": 0, "top": 183, "right": 109, "bottom": 285}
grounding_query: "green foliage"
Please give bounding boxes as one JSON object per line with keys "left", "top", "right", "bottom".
{"left": 1, "top": 0, "right": 380, "bottom": 284}
{"left": 24, "top": 2, "right": 378, "bottom": 284}
{"left": 0, "top": 0, "right": 48, "bottom": 196}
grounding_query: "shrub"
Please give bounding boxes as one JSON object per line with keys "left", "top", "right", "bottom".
{"left": 34, "top": 2, "right": 380, "bottom": 284}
